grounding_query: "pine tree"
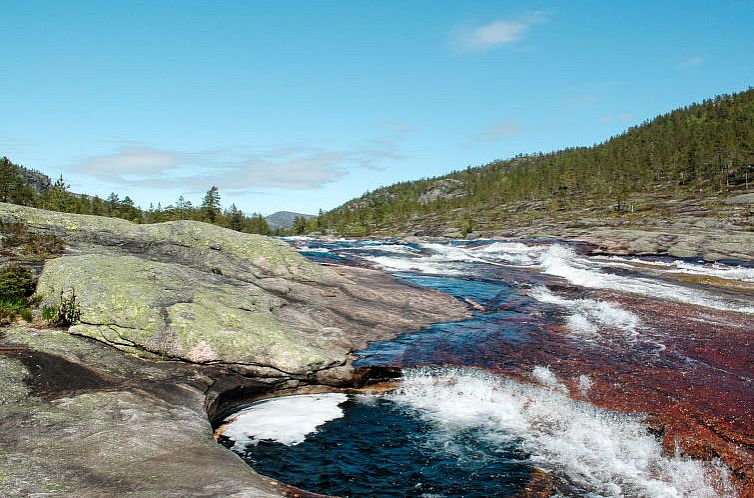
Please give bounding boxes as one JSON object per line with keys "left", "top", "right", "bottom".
{"left": 227, "top": 203, "right": 244, "bottom": 231}
{"left": 44, "top": 175, "right": 73, "bottom": 212}
{"left": 201, "top": 186, "right": 221, "bottom": 223}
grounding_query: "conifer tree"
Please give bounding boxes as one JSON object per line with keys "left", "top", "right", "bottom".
{"left": 201, "top": 186, "right": 221, "bottom": 223}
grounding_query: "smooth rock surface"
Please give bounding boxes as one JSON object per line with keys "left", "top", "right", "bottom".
{"left": 3, "top": 203, "right": 468, "bottom": 379}
{"left": 0, "top": 203, "right": 469, "bottom": 497}
{"left": 0, "top": 327, "right": 284, "bottom": 498}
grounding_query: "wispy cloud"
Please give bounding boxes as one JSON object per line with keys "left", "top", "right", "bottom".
{"left": 450, "top": 12, "right": 549, "bottom": 53}
{"left": 476, "top": 120, "right": 521, "bottom": 142}
{"left": 71, "top": 145, "right": 193, "bottom": 177}
{"left": 68, "top": 135, "right": 405, "bottom": 192}
{"left": 599, "top": 112, "right": 635, "bottom": 124}
{"left": 0, "top": 136, "right": 32, "bottom": 156}
{"left": 678, "top": 56, "right": 703, "bottom": 69}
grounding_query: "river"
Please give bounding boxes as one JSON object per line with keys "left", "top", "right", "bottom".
{"left": 217, "top": 238, "right": 754, "bottom": 497}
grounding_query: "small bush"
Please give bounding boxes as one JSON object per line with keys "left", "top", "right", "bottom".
{"left": 0, "top": 264, "right": 36, "bottom": 324}
{"left": 0, "top": 264, "right": 34, "bottom": 299}
{"left": 44, "top": 288, "right": 82, "bottom": 327}
{"left": 41, "top": 305, "right": 56, "bottom": 321}
{"left": 0, "top": 221, "right": 65, "bottom": 258}
{"left": 19, "top": 308, "right": 33, "bottom": 323}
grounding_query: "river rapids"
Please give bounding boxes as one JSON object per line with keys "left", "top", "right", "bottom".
{"left": 217, "top": 238, "right": 754, "bottom": 497}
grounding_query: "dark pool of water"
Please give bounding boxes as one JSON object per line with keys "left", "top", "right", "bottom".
{"left": 219, "top": 396, "right": 534, "bottom": 498}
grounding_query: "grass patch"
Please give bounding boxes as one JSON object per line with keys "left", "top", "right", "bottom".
{"left": 0, "top": 263, "right": 36, "bottom": 324}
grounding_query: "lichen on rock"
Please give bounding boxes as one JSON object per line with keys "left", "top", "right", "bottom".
{"left": 37, "top": 254, "right": 337, "bottom": 374}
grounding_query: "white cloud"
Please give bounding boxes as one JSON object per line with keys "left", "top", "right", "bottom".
{"left": 451, "top": 12, "right": 549, "bottom": 53}
{"left": 678, "top": 56, "right": 703, "bottom": 69}
{"left": 70, "top": 146, "right": 189, "bottom": 178}
{"left": 67, "top": 136, "right": 405, "bottom": 191}
{"left": 476, "top": 120, "right": 521, "bottom": 141}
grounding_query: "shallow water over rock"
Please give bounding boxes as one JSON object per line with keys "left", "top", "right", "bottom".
{"left": 219, "top": 238, "right": 754, "bottom": 496}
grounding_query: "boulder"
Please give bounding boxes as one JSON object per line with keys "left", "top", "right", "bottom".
{"left": 3, "top": 202, "right": 468, "bottom": 380}
{"left": 37, "top": 254, "right": 337, "bottom": 375}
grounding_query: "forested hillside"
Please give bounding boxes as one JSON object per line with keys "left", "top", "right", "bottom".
{"left": 0, "top": 157, "right": 271, "bottom": 234}
{"left": 320, "top": 88, "right": 754, "bottom": 236}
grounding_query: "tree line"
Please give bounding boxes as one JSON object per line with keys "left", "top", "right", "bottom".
{"left": 0, "top": 158, "right": 272, "bottom": 235}
{"left": 322, "top": 87, "right": 754, "bottom": 235}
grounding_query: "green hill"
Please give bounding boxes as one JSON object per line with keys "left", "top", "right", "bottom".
{"left": 320, "top": 88, "right": 754, "bottom": 237}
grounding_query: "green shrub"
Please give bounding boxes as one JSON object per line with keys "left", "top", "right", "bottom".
{"left": 44, "top": 288, "right": 82, "bottom": 327}
{"left": 0, "top": 264, "right": 34, "bottom": 300}
{"left": 0, "top": 297, "right": 27, "bottom": 323}
{"left": 19, "top": 308, "right": 33, "bottom": 323}
{"left": 41, "top": 305, "right": 56, "bottom": 321}
{"left": 0, "top": 221, "right": 65, "bottom": 258}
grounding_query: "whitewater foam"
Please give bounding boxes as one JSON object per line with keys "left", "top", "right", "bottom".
{"left": 363, "top": 242, "right": 501, "bottom": 275}
{"left": 594, "top": 255, "right": 754, "bottom": 283}
{"left": 528, "top": 286, "right": 640, "bottom": 338}
{"left": 473, "top": 241, "right": 547, "bottom": 266}
{"left": 538, "top": 245, "right": 754, "bottom": 314}
{"left": 389, "top": 367, "right": 734, "bottom": 497}
{"left": 577, "top": 374, "right": 593, "bottom": 396}
{"left": 220, "top": 393, "right": 347, "bottom": 448}
{"left": 346, "top": 243, "right": 422, "bottom": 255}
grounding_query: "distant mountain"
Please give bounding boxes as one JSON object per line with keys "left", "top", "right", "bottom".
{"left": 322, "top": 87, "right": 754, "bottom": 236}
{"left": 265, "top": 211, "right": 316, "bottom": 230}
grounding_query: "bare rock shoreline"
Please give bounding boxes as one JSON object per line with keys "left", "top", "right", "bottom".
{"left": 0, "top": 203, "right": 467, "bottom": 497}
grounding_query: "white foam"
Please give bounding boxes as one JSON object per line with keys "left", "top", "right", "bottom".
{"left": 282, "top": 235, "right": 316, "bottom": 242}
{"left": 594, "top": 255, "right": 754, "bottom": 283}
{"left": 528, "top": 286, "right": 640, "bottom": 337}
{"left": 347, "top": 244, "right": 422, "bottom": 255}
{"left": 364, "top": 254, "right": 465, "bottom": 275}
{"left": 538, "top": 245, "right": 754, "bottom": 314}
{"left": 577, "top": 374, "right": 593, "bottom": 396}
{"left": 362, "top": 242, "right": 495, "bottom": 275}
{"left": 670, "top": 260, "right": 754, "bottom": 282}
{"left": 298, "top": 245, "right": 331, "bottom": 253}
{"left": 532, "top": 366, "right": 569, "bottom": 393}
{"left": 389, "top": 368, "right": 735, "bottom": 497}
{"left": 474, "top": 241, "right": 547, "bottom": 266}
{"left": 220, "top": 393, "right": 347, "bottom": 448}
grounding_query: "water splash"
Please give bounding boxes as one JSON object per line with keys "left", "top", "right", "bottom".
{"left": 389, "top": 367, "right": 735, "bottom": 498}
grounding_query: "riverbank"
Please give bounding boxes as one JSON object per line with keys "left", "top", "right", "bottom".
{"left": 0, "top": 203, "right": 467, "bottom": 497}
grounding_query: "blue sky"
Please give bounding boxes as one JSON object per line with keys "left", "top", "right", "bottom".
{"left": 2, "top": 1, "right": 753, "bottom": 215}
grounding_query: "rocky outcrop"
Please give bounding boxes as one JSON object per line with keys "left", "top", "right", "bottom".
{"left": 0, "top": 327, "right": 287, "bottom": 497}
{"left": 574, "top": 228, "right": 754, "bottom": 261}
{"left": 0, "top": 203, "right": 469, "bottom": 497}
{"left": 1, "top": 203, "right": 467, "bottom": 380}
{"left": 417, "top": 179, "right": 465, "bottom": 205}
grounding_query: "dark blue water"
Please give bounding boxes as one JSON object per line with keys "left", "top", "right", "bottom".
{"left": 222, "top": 240, "right": 559, "bottom": 496}
{"left": 219, "top": 396, "right": 535, "bottom": 498}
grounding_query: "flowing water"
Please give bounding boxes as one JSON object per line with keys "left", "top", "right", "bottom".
{"left": 217, "top": 238, "right": 754, "bottom": 497}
